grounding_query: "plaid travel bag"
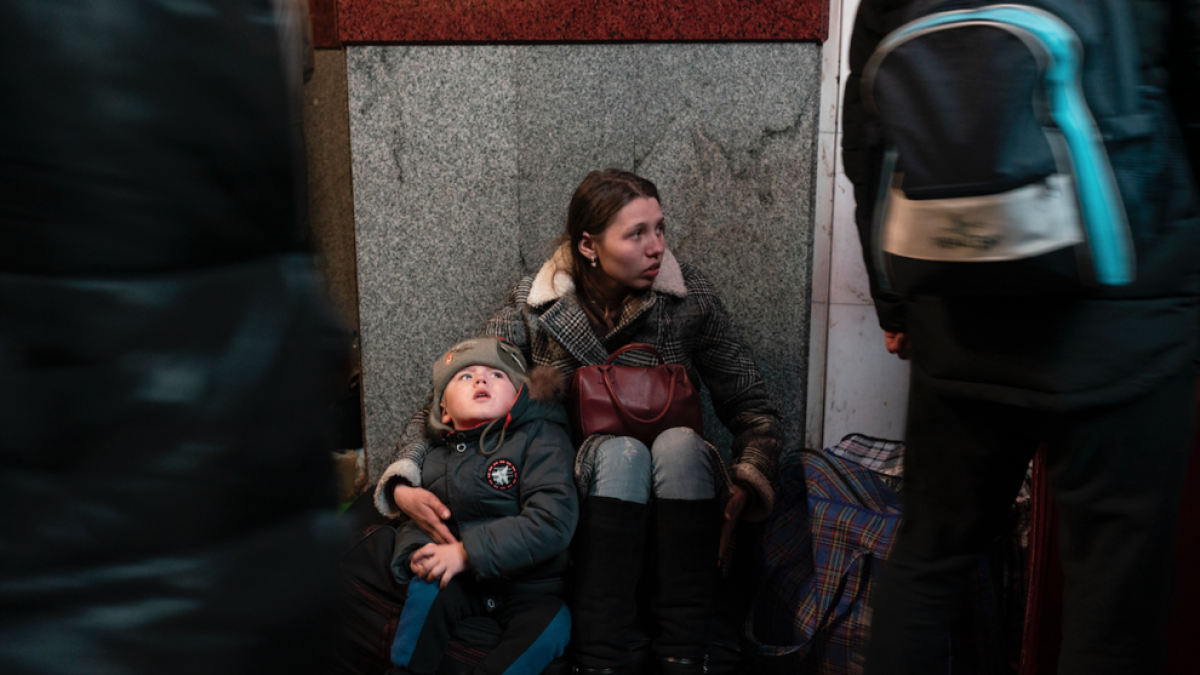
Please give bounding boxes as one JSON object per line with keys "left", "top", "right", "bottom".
{"left": 748, "top": 436, "right": 1003, "bottom": 674}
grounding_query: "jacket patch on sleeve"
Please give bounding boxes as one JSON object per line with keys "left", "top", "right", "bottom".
{"left": 486, "top": 459, "right": 518, "bottom": 491}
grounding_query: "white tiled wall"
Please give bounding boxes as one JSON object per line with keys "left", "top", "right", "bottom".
{"left": 805, "top": 0, "right": 910, "bottom": 450}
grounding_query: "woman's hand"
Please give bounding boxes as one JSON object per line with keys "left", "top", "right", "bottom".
{"left": 409, "top": 542, "right": 469, "bottom": 589}
{"left": 393, "top": 485, "right": 456, "bottom": 545}
{"left": 718, "top": 484, "right": 749, "bottom": 563}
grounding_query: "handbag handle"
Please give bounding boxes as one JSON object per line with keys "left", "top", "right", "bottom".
{"left": 601, "top": 360, "right": 680, "bottom": 425}
{"left": 604, "top": 342, "right": 665, "bottom": 365}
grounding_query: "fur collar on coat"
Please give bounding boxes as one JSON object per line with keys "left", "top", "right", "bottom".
{"left": 527, "top": 244, "right": 688, "bottom": 307}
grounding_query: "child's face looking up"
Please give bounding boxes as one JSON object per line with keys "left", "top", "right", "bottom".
{"left": 441, "top": 365, "right": 518, "bottom": 431}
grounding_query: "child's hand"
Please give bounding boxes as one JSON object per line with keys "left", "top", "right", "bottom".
{"left": 409, "top": 542, "right": 469, "bottom": 588}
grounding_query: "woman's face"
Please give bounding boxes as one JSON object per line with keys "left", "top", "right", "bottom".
{"left": 579, "top": 197, "right": 665, "bottom": 295}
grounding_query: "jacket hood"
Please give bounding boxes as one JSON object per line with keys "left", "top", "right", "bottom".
{"left": 527, "top": 243, "right": 688, "bottom": 307}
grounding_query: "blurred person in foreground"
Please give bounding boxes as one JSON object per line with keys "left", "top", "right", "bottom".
{"left": 842, "top": 1, "right": 1200, "bottom": 674}
{"left": 0, "top": 1, "right": 345, "bottom": 674}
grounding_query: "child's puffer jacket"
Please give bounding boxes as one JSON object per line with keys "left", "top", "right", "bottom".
{"left": 391, "top": 373, "right": 578, "bottom": 592}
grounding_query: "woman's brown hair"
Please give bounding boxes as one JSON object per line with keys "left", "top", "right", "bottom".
{"left": 559, "top": 168, "right": 661, "bottom": 277}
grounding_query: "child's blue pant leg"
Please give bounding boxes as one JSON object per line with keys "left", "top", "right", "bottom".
{"left": 481, "top": 595, "right": 572, "bottom": 675}
{"left": 390, "top": 578, "right": 475, "bottom": 673}
{"left": 390, "top": 578, "right": 440, "bottom": 667}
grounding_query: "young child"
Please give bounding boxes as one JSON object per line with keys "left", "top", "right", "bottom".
{"left": 387, "top": 337, "right": 578, "bottom": 675}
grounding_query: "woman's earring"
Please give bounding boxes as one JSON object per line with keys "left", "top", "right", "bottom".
{"left": 590, "top": 257, "right": 597, "bottom": 268}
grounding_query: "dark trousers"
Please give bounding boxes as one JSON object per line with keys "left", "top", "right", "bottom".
{"left": 864, "top": 367, "right": 1196, "bottom": 675}
{"left": 391, "top": 577, "right": 570, "bottom": 675}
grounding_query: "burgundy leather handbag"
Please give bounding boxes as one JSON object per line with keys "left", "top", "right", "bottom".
{"left": 568, "top": 343, "right": 704, "bottom": 447}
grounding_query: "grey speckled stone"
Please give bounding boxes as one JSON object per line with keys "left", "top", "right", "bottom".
{"left": 350, "top": 43, "right": 821, "bottom": 481}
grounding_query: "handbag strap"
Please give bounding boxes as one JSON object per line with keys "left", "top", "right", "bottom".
{"left": 605, "top": 342, "right": 665, "bottom": 365}
{"left": 601, "top": 365, "right": 679, "bottom": 424}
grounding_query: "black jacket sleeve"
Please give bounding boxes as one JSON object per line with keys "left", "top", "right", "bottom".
{"left": 1169, "top": 0, "right": 1200, "bottom": 181}
{"left": 841, "top": 0, "right": 911, "bottom": 333}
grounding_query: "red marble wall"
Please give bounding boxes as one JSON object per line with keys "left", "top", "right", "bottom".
{"left": 311, "top": 0, "right": 827, "bottom": 48}
{"left": 311, "top": 0, "right": 340, "bottom": 48}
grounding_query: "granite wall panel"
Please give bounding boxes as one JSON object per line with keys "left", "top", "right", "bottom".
{"left": 350, "top": 44, "right": 820, "bottom": 481}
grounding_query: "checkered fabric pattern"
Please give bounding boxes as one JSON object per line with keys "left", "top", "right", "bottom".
{"left": 828, "top": 434, "right": 1031, "bottom": 670}
{"left": 749, "top": 449, "right": 900, "bottom": 675}
{"left": 826, "top": 433, "right": 904, "bottom": 481}
{"left": 749, "top": 443, "right": 1004, "bottom": 675}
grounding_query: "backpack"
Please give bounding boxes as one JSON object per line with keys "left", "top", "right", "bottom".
{"left": 861, "top": 0, "right": 1146, "bottom": 295}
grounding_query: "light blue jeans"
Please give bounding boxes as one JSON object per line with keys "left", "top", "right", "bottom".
{"left": 577, "top": 427, "right": 714, "bottom": 503}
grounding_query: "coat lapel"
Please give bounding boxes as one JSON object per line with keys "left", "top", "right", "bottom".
{"left": 527, "top": 244, "right": 685, "bottom": 367}
{"left": 536, "top": 292, "right": 611, "bottom": 366}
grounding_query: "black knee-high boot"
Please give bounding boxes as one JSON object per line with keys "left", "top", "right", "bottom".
{"left": 653, "top": 498, "right": 720, "bottom": 675}
{"left": 572, "top": 496, "right": 649, "bottom": 675}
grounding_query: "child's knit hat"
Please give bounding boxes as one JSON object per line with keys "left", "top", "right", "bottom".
{"left": 428, "top": 337, "right": 529, "bottom": 436}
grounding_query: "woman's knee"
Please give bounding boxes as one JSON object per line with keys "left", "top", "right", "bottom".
{"left": 581, "top": 436, "right": 652, "bottom": 503}
{"left": 650, "top": 427, "right": 714, "bottom": 500}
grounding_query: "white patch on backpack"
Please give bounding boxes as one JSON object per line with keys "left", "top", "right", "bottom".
{"left": 486, "top": 459, "right": 518, "bottom": 491}
{"left": 933, "top": 217, "right": 1001, "bottom": 251}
